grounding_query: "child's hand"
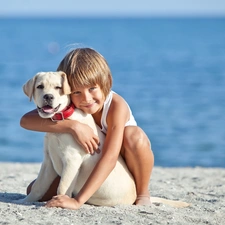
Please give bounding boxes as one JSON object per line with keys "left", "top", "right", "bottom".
{"left": 69, "top": 121, "right": 100, "bottom": 154}
{"left": 45, "top": 195, "right": 81, "bottom": 210}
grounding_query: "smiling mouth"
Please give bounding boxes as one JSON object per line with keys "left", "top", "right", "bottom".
{"left": 82, "top": 102, "right": 96, "bottom": 107}
{"left": 37, "top": 104, "right": 61, "bottom": 114}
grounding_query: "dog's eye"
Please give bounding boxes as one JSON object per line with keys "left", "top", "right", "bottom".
{"left": 55, "top": 86, "right": 62, "bottom": 90}
{"left": 37, "top": 85, "right": 44, "bottom": 89}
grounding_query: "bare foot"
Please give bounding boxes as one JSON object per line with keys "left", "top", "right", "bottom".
{"left": 135, "top": 195, "right": 151, "bottom": 206}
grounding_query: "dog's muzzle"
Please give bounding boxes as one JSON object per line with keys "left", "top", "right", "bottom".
{"left": 43, "top": 94, "right": 54, "bottom": 104}
{"left": 37, "top": 104, "right": 61, "bottom": 114}
{"left": 37, "top": 94, "right": 61, "bottom": 114}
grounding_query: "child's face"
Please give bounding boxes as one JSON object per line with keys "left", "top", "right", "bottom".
{"left": 70, "top": 84, "right": 105, "bottom": 115}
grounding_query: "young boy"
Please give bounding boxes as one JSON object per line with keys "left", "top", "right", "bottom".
{"left": 21, "top": 48, "right": 154, "bottom": 210}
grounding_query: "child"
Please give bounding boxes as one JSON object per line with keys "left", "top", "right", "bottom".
{"left": 20, "top": 47, "right": 154, "bottom": 210}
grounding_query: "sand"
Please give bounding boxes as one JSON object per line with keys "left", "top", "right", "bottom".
{"left": 0, "top": 163, "right": 224, "bottom": 225}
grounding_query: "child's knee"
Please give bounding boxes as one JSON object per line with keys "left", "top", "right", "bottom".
{"left": 124, "top": 127, "right": 151, "bottom": 152}
{"left": 133, "top": 131, "right": 151, "bottom": 151}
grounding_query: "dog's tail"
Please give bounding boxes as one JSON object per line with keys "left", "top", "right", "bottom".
{"left": 151, "top": 197, "right": 190, "bottom": 208}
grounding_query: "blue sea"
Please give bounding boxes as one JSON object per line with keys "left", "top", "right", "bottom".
{"left": 0, "top": 17, "right": 224, "bottom": 167}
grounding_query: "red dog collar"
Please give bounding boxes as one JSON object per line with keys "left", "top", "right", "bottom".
{"left": 51, "top": 103, "right": 75, "bottom": 121}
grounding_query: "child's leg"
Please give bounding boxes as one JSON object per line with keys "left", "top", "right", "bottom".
{"left": 121, "top": 126, "right": 154, "bottom": 205}
{"left": 26, "top": 176, "right": 60, "bottom": 202}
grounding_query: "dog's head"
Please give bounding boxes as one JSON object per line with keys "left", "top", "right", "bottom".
{"left": 23, "top": 71, "right": 72, "bottom": 119}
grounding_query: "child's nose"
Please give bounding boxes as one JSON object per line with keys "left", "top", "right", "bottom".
{"left": 83, "top": 92, "right": 92, "bottom": 102}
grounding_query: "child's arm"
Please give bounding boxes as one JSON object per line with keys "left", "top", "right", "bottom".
{"left": 45, "top": 94, "right": 130, "bottom": 209}
{"left": 20, "top": 109, "right": 100, "bottom": 154}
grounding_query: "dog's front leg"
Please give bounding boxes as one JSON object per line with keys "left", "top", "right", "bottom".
{"left": 57, "top": 153, "right": 83, "bottom": 197}
{"left": 21, "top": 153, "right": 58, "bottom": 203}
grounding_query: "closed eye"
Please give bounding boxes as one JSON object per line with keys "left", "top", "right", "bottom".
{"left": 37, "top": 84, "right": 44, "bottom": 89}
{"left": 55, "top": 86, "right": 62, "bottom": 90}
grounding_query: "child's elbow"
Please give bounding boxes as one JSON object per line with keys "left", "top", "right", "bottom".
{"left": 20, "top": 116, "right": 26, "bottom": 128}
{"left": 20, "top": 114, "right": 29, "bottom": 129}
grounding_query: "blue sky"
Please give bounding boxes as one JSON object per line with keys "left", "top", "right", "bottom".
{"left": 1, "top": 0, "right": 225, "bottom": 17}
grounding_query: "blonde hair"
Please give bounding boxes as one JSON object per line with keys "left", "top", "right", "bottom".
{"left": 57, "top": 48, "right": 112, "bottom": 97}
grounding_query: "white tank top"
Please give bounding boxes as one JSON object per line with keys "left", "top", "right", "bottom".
{"left": 100, "top": 91, "right": 137, "bottom": 134}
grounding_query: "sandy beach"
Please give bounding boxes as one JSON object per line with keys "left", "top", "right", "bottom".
{"left": 0, "top": 163, "right": 224, "bottom": 225}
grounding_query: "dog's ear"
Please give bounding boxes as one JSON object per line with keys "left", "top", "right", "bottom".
{"left": 60, "top": 71, "right": 71, "bottom": 95}
{"left": 23, "top": 75, "right": 38, "bottom": 101}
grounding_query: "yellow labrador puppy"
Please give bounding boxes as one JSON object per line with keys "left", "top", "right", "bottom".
{"left": 20, "top": 71, "right": 189, "bottom": 208}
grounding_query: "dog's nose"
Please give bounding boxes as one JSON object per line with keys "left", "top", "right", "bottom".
{"left": 43, "top": 94, "right": 54, "bottom": 101}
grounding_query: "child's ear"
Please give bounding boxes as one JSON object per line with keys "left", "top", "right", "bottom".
{"left": 23, "top": 74, "right": 38, "bottom": 101}
{"left": 60, "top": 71, "right": 71, "bottom": 95}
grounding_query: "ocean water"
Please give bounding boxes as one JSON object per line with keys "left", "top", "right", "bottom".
{"left": 0, "top": 17, "right": 224, "bottom": 167}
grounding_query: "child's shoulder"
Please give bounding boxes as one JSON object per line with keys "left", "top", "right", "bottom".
{"left": 111, "top": 90, "right": 124, "bottom": 98}
{"left": 111, "top": 91, "right": 123, "bottom": 101}
{"left": 111, "top": 91, "right": 129, "bottom": 108}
